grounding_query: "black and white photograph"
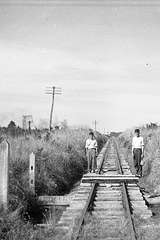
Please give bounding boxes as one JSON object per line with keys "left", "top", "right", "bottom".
{"left": 0, "top": 0, "right": 160, "bottom": 239}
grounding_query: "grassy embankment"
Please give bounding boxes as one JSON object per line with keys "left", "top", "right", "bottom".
{"left": 0, "top": 127, "right": 106, "bottom": 240}
{"left": 118, "top": 126, "right": 160, "bottom": 193}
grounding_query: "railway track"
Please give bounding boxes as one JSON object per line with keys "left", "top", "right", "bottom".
{"left": 55, "top": 138, "right": 152, "bottom": 240}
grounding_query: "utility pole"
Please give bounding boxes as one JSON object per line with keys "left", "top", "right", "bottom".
{"left": 94, "top": 120, "right": 97, "bottom": 132}
{"left": 45, "top": 86, "right": 62, "bottom": 131}
{"left": 28, "top": 121, "right": 31, "bottom": 134}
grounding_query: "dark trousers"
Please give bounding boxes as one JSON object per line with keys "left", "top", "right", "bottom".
{"left": 133, "top": 148, "right": 142, "bottom": 176}
{"left": 87, "top": 149, "right": 97, "bottom": 171}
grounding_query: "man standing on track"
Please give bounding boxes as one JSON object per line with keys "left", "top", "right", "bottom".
{"left": 85, "top": 132, "right": 98, "bottom": 173}
{"left": 132, "top": 129, "right": 144, "bottom": 177}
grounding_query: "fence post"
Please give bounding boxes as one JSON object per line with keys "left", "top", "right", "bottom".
{"left": 0, "top": 139, "right": 9, "bottom": 210}
{"left": 29, "top": 152, "right": 35, "bottom": 194}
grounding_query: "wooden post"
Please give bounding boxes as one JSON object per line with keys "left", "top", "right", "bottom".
{"left": 45, "top": 86, "right": 62, "bottom": 131}
{"left": 0, "top": 140, "right": 9, "bottom": 210}
{"left": 49, "top": 87, "right": 55, "bottom": 131}
{"left": 94, "top": 120, "right": 97, "bottom": 131}
{"left": 29, "top": 152, "right": 35, "bottom": 194}
{"left": 28, "top": 121, "right": 31, "bottom": 134}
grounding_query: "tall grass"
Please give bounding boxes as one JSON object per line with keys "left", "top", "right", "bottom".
{"left": 78, "top": 213, "right": 131, "bottom": 240}
{"left": 0, "top": 127, "right": 107, "bottom": 239}
{"left": 8, "top": 129, "right": 87, "bottom": 210}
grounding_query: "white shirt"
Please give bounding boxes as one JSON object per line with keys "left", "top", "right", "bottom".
{"left": 85, "top": 139, "right": 98, "bottom": 149}
{"left": 132, "top": 136, "right": 144, "bottom": 149}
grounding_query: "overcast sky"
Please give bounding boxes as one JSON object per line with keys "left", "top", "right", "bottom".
{"left": 0, "top": 0, "right": 160, "bottom": 132}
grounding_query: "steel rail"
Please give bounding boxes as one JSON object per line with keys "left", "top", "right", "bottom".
{"left": 70, "top": 140, "right": 110, "bottom": 240}
{"left": 113, "top": 138, "right": 137, "bottom": 240}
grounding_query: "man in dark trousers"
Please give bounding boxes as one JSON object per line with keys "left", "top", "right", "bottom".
{"left": 132, "top": 129, "right": 144, "bottom": 177}
{"left": 85, "top": 132, "right": 98, "bottom": 173}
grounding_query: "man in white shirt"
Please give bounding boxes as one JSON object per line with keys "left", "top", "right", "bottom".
{"left": 85, "top": 132, "right": 98, "bottom": 173}
{"left": 132, "top": 129, "right": 144, "bottom": 177}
